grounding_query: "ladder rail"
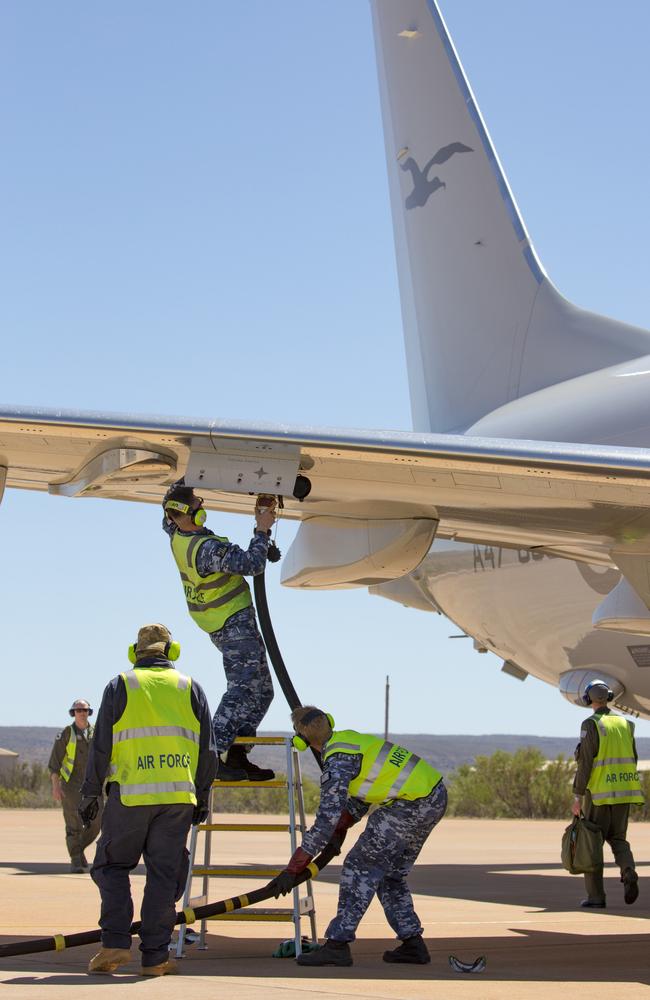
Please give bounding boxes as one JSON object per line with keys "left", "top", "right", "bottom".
{"left": 294, "top": 746, "right": 318, "bottom": 947}
{"left": 198, "top": 786, "right": 213, "bottom": 950}
{"left": 286, "top": 736, "right": 301, "bottom": 958}
{"left": 175, "top": 821, "right": 199, "bottom": 958}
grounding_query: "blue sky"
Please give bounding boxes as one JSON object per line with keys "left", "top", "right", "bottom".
{"left": 1, "top": 2, "right": 649, "bottom": 738}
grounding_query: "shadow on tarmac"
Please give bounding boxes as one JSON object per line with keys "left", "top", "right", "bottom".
{"left": 2, "top": 859, "right": 648, "bottom": 915}
{"left": 1, "top": 930, "right": 649, "bottom": 985}
{"left": 2, "top": 860, "right": 649, "bottom": 986}
{"left": 0, "top": 862, "right": 145, "bottom": 877}
{"left": 317, "top": 862, "right": 650, "bottom": 917}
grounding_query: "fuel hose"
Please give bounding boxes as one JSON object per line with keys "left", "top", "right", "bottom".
{"left": 253, "top": 567, "right": 322, "bottom": 768}
{"left": 0, "top": 842, "right": 338, "bottom": 959}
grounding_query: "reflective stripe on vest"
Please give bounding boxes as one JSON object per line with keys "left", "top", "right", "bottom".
{"left": 323, "top": 730, "right": 442, "bottom": 804}
{"left": 587, "top": 713, "right": 645, "bottom": 806}
{"left": 59, "top": 728, "right": 77, "bottom": 783}
{"left": 170, "top": 531, "right": 252, "bottom": 633}
{"left": 110, "top": 667, "right": 200, "bottom": 806}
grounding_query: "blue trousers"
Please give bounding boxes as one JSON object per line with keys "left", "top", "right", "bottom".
{"left": 209, "top": 607, "right": 274, "bottom": 753}
{"left": 326, "top": 782, "right": 448, "bottom": 942}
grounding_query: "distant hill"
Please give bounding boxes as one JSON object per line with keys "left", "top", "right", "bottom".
{"left": 5, "top": 726, "right": 650, "bottom": 778}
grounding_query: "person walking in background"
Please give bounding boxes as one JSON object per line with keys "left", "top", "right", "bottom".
{"left": 48, "top": 698, "right": 102, "bottom": 873}
{"left": 573, "top": 678, "right": 643, "bottom": 908}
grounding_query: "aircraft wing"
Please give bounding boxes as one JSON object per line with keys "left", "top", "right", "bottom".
{"left": 2, "top": 404, "right": 650, "bottom": 581}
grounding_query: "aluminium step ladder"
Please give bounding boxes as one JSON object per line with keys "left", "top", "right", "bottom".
{"left": 176, "top": 735, "right": 318, "bottom": 958}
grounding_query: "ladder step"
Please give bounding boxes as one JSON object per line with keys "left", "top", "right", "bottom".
{"left": 213, "top": 779, "right": 286, "bottom": 788}
{"left": 193, "top": 866, "right": 283, "bottom": 878}
{"left": 208, "top": 910, "right": 295, "bottom": 922}
{"left": 233, "top": 736, "right": 286, "bottom": 746}
{"left": 199, "top": 823, "right": 292, "bottom": 832}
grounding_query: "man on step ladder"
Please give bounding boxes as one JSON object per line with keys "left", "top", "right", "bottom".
{"left": 162, "top": 482, "right": 275, "bottom": 781}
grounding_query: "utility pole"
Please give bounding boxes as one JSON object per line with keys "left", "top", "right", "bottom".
{"left": 384, "top": 675, "right": 390, "bottom": 741}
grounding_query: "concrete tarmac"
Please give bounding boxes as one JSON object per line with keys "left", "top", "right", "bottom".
{"left": 0, "top": 809, "right": 649, "bottom": 998}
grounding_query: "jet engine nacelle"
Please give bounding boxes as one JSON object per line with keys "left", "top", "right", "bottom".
{"left": 280, "top": 516, "right": 438, "bottom": 589}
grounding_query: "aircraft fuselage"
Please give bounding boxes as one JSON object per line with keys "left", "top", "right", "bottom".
{"left": 389, "top": 540, "right": 650, "bottom": 718}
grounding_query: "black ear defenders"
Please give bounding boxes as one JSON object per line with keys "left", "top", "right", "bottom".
{"left": 582, "top": 679, "right": 614, "bottom": 706}
{"left": 292, "top": 709, "right": 335, "bottom": 751}
{"left": 69, "top": 704, "right": 93, "bottom": 717}
{"left": 128, "top": 640, "right": 181, "bottom": 664}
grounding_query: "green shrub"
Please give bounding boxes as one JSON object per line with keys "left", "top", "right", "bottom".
{"left": 446, "top": 748, "right": 574, "bottom": 819}
{"left": 0, "top": 761, "right": 57, "bottom": 808}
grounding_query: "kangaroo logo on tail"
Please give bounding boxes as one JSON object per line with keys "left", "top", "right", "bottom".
{"left": 400, "top": 142, "right": 473, "bottom": 209}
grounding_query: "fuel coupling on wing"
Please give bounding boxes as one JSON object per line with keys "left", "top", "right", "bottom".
{"left": 185, "top": 435, "right": 311, "bottom": 501}
{"left": 256, "top": 494, "right": 282, "bottom": 562}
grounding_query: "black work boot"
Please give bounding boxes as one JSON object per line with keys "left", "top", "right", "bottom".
{"left": 216, "top": 752, "right": 247, "bottom": 782}
{"left": 622, "top": 867, "right": 639, "bottom": 905}
{"left": 383, "top": 934, "right": 431, "bottom": 964}
{"left": 227, "top": 744, "right": 275, "bottom": 782}
{"left": 296, "top": 939, "right": 352, "bottom": 967}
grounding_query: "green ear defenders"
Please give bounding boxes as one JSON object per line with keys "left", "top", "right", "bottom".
{"left": 164, "top": 498, "right": 207, "bottom": 527}
{"left": 128, "top": 639, "right": 181, "bottom": 664}
{"left": 292, "top": 709, "right": 335, "bottom": 751}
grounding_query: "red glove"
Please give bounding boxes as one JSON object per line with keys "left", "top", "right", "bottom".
{"left": 329, "top": 810, "right": 356, "bottom": 854}
{"left": 286, "top": 846, "right": 313, "bottom": 874}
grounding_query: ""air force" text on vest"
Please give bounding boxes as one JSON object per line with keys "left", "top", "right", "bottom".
{"left": 606, "top": 771, "right": 640, "bottom": 784}
{"left": 137, "top": 753, "right": 192, "bottom": 770}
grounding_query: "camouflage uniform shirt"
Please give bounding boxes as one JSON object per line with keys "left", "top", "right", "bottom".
{"left": 301, "top": 753, "right": 370, "bottom": 857}
{"left": 162, "top": 517, "right": 269, "bottom": 578}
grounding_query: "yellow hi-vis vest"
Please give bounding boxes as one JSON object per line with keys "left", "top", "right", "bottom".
{"left": 109, "top": 667, "right": 200, "bottom": 806}
{"left": 59, "top": 727, "right": 77, "bottom": 782}
{"left": 170, "top": 531, "right": 252, "bottom": 633}
{"left": 586, "top": 712, "right": 644, "bottom": 806}
{"left": 323, "top": 730, "right": 442, "bottom": 804}
{"left": 59, "top": 725, "right": 93, "bottom": 782}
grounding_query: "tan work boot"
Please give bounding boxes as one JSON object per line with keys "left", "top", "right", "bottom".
{"left": 88, "top": 947, "right": 131, "bottom": 974}
{"left": 140, "top": 958, "right": 179, "bottom": 976}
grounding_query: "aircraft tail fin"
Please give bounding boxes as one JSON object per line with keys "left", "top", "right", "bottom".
{"left": 370, "top": 0, "right": 650, "bottom": 433}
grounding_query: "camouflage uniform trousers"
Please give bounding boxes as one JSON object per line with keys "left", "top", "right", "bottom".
{"left": 326, "top": 780, "right": 448, "bottom": 943}
{"left": 209, "top": 607, "right": 274, "bottom": 754}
